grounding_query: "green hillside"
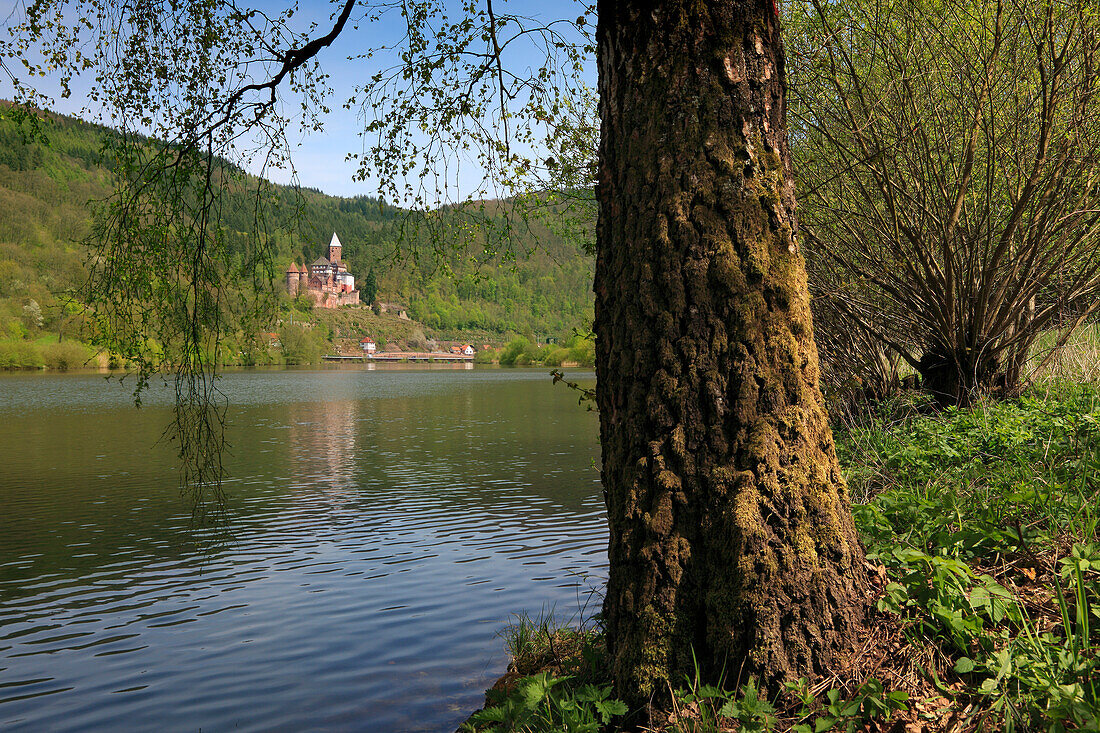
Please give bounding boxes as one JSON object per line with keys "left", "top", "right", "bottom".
{"left": 0, "top": 109, "right": 594, "bottom": 361}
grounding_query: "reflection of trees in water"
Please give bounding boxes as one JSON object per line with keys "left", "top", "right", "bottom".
{"left": 0, "top": 374, "right": 602, "bottom": 594}
{"left": 0, "top": 404, "right": 205, "bottom": 593}
{"left": 325, "top": 380, "right": 601, "bottom": 516}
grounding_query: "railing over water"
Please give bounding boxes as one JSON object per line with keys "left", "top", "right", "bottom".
{"left": 323, "top": 352, "right": 474, "bottom": 362}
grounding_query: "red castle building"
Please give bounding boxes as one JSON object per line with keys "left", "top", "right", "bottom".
{"left": 285, "top": 233, "right": 361, "bottom": 308}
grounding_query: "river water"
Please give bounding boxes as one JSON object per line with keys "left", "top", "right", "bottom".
{"left": 0, "top": 366, "right": 607, "bottom": 732}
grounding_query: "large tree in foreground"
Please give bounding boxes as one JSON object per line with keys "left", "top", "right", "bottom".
{"left": 2, "top": 0, "right": 871, "bottom": 708}
{"left": 595, "top": 0, "right": 869, "bottom": 705}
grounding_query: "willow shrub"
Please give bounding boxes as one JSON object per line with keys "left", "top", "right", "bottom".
{"left": 0, "top": 339, "right": 44, "bottom": 368}
{"left": 40, "top": 340, "right": 92, "bottom": 370}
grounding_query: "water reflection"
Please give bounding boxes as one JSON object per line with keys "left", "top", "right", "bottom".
{"left": 0, "top": 367, "right": 606, "bottom": 732}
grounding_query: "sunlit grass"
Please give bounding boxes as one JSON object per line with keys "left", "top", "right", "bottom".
{"left": 1031, "top": 325, "right": 1100, "bottom": 385}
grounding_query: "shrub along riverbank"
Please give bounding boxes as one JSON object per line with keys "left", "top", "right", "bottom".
{"left": 479, "top": 335, "right": 596, "bottom": 367}
{"left": 0, "top": 337, "right": 98, "bottom": 369}
{"left": 463, "top": 383, "right": 1100, "bottom": 732}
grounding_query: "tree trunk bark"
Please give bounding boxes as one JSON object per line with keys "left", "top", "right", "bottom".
{"left": 594, "top": 0, "right": 871, "bottom": 708}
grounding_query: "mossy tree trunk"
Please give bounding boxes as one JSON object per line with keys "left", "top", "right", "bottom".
{"left": 594, "top": 0, "right": 871, "bottom": 708}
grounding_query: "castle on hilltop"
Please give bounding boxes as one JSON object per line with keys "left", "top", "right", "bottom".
{"left": 285, "top": 233, "right": 361, "bottom": 308}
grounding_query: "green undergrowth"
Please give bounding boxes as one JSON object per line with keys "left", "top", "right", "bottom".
{"left": 0, "top": 337, "right": 94, "bottom": 369}
{"left": 838, "top": 383, "right": 1100, "bottom": 731}
{"left": 461, "top": 616, "right": 917, "bottom": 733}
{"left": 493, "top": 334, "right": 596, "bottom": 367}
{"left": 461, "top": 611, "right": 623, "bottom": 732}
{"left": 465, "top": 383, "right": 1100, "bottom": 732}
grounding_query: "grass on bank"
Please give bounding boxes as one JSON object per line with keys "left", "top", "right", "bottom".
{"left": 0, "top": 337, "right": 94, "bottom": 369}
{"left": 463, "top": 382, "right": 1100, "bottom": 732}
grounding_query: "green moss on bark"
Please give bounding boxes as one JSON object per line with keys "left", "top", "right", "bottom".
{"left": 595, "top": 0, "right": 871, "bottom": 710}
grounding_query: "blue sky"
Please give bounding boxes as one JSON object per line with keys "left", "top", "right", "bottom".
{"left": 0, "top": 0, "right": 594, "bottom": 201}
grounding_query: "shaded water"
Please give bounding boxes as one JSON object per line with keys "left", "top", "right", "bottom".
{"left": 0, "top": 367, "right": 607, "bottom": 731}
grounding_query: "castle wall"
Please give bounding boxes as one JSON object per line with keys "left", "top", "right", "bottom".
{"left": 296, "top": 280, "right": 360, "bottom": 309}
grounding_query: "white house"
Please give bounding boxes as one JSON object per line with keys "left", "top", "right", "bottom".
{"left": 360, "top": 337, "right": 377, "bottom": 353}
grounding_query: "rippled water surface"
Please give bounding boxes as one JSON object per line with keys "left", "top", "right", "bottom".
{"left": 0, "top": 367, "right": 606, "bottom": 732}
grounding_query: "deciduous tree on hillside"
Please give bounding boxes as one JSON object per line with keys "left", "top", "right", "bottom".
{"left": 2, "top": 0, "right": 870, "bottom": 709}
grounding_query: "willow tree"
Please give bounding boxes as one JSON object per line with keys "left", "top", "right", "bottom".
{"left": 788, "top": 0, "right": 1100, "bottom": 405}
{"left": 2, "top": 0, "right": 870, "bottom": 707}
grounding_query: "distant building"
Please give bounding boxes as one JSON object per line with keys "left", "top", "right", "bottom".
{"left": 285, "top": 232, "right": 361, "bottom": 308}
{"left": 360, "top": 337, "right": 377, "bottom": 353}
{"left": 460, "top": 344, "right": 475, "bottom": 356}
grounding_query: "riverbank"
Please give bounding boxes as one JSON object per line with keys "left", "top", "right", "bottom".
{"left": 0, "top": 337, "right": 104, "bottom": 370}
{"left": 0, "top": 304, "right": 595, "bottom": 371}
{"left": 462, "top": 382, "right": 1100, "bottom": 732}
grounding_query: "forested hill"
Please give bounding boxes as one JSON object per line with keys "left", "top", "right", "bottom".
{"left": 0, "top": 109, "right": 594, "bottom": 342}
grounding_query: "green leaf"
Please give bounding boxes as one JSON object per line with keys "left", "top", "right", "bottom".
{"left": 954, "top": 656, "right": 976, "bottom": 674}
{"left": 697, "top": 684, "right": 725, "bottom": 698}
{"left": 469, "top": 705, "right": 508, "bottom": 723}
{"left": 718, "top": 699, "right": 738, "bottom": 718}
{"left": 594, "top": 698, "right": 627, "bottom": 723}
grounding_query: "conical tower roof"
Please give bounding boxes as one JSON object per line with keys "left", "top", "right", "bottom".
{"left": 286, "top": 262, "right": 300, "bottom": 272}
{"left": 329, "top": 232, "right": 342, "bottom": 249}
